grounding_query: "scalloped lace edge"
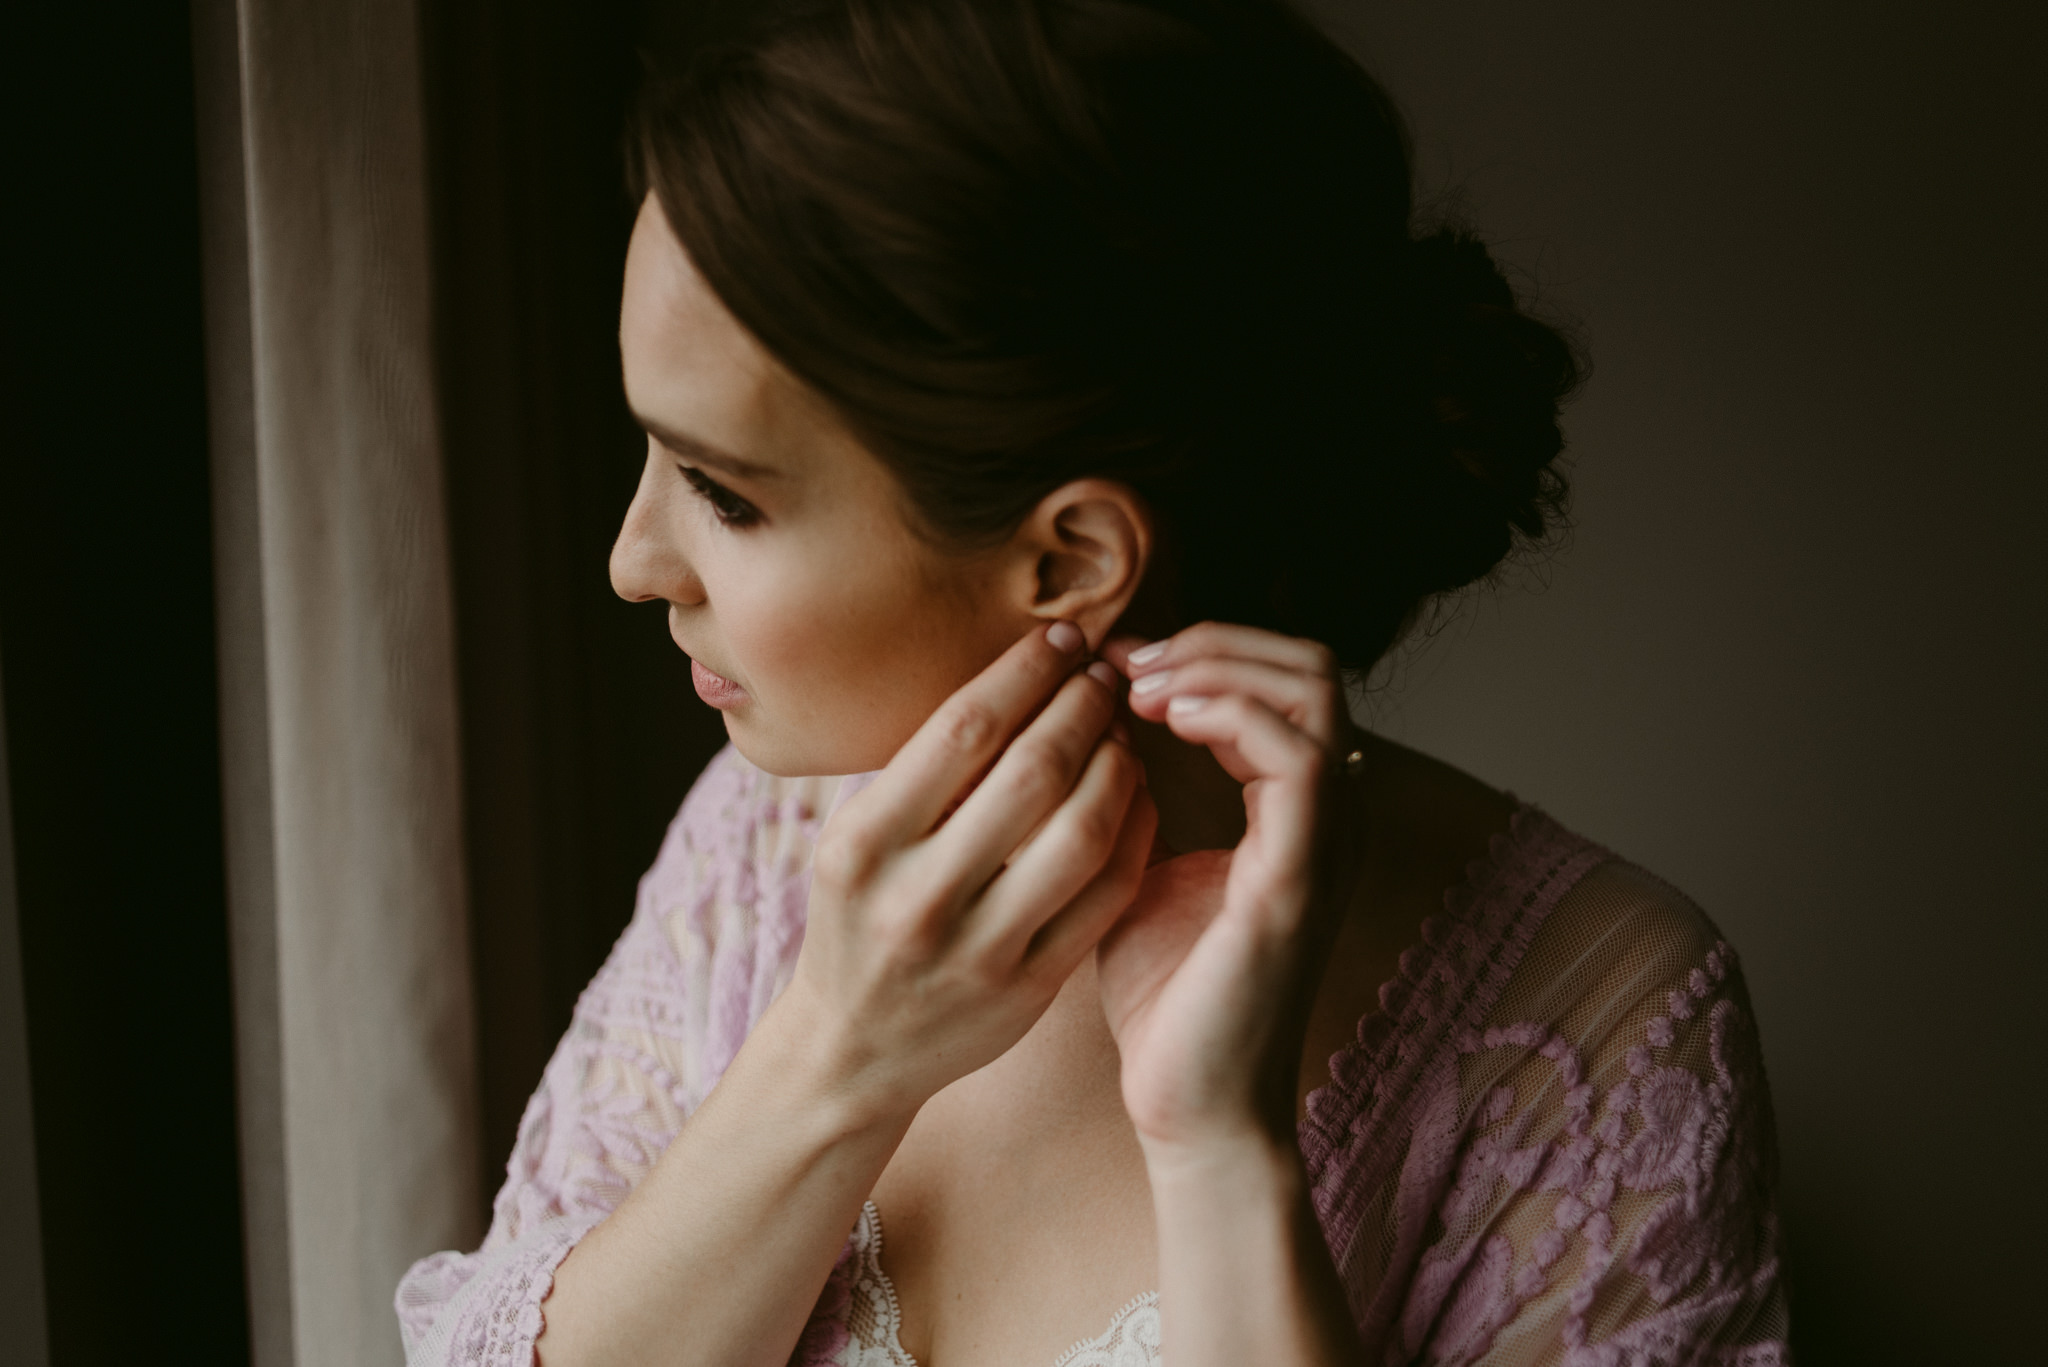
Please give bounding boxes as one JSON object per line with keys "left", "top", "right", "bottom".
{"left": 848, "top": 1201, "right": 1161, "bottom": 1367}
{"left": 1297, "top": 800, "right": 1547, "bottom": 1139}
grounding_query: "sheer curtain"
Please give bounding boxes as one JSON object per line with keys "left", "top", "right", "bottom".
{"left": 194, "top": 0, "right": 480, "bottom": 1362}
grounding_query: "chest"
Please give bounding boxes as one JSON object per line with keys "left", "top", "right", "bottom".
{"left": 867, "top": 964, "right": 1158, "bottom": 1367}
{"left": 845, "top": 825, "right": 1452, "bottom": 1367}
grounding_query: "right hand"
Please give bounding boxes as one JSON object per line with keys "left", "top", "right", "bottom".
{"left": 784, "top": 620, "right": 1158, "bottom": 1122}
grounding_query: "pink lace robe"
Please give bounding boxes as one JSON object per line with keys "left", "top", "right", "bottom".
{"left": 396, "top": 747, "right": 1788, "bottom": 1366}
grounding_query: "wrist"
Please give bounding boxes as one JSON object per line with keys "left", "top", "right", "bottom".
{"left": 753, "top": 983, "right": 924, "bottom": 1141}
{"left": 1140, "top": 1122, "right": 1304, "bottom": 1200}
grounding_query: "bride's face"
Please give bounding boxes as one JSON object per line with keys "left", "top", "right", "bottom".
{"left": 613, "top": 197, "right": 1034, "bottom": 777}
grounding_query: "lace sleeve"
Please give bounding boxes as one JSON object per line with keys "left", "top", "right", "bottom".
{"left": 394, "top": 748, "right": 854, "bottom": 1366}
{"left": 1395, "top": 862, "right": 1789, "bottom": 1367}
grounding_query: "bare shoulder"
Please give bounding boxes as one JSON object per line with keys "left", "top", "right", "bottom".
{"left": 1542, "top": 859, "right": 1722, "bottom": 962}
{"left": 1349, "top": 737, "right": 1734, "bottom": 1003}
{"left": 1296, "top": 733, "right": 1518, "bottom": 1107}
{"left": 1501, "top": 857, "right": 1734, "bottom": 1027}
{"left": 1351, "top": 732, "right": 1520, "bottom": 902}
{"left": 1298, "top": 737, "right": 1755, "bottom": 1112}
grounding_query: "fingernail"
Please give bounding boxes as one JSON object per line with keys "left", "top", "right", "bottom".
{"left": 1167, "top": 694, "right": 1208, "bottom": 715}
{"left": 1086, "top": 660, "right": 1118, "bottom": 689}
{"left": 1047, "top": 621, "right": 1085, "bottom": 653}
{"left": 1128, "top": 641, "right": 1167, "bottom": 667}
{"left": 1108, "top": 718, "right": 1131, "bottom": 745}
{"left": 1129, "top": 670, "right": 1170, "bottom": 696}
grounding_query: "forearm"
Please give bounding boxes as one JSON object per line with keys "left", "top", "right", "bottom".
{"left": 537, "top": 989, "right": 915, "bottom": 1367}
{"left": 1144, "top": 1133, "right": 1363, "bottom": 1367}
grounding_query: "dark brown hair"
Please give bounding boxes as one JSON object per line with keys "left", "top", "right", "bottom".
{"left": 633, "top": 0, "right": 1580, "bottom": 670}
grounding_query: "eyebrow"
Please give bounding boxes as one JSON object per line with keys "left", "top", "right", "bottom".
{"left": 631, "top": 411, "right": 785, "bottom": 481}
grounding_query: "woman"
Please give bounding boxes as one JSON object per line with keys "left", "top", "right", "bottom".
{"left": 397, "top": 1, "right": 1787, "bottom": 1362}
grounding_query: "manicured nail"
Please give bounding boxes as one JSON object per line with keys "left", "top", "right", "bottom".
{"left": 1047, "top": 621, "right": 1085, "bottom": 653}
{"left": 1167, "top": 694, "right": 1208, "bottom": 716}
{"left": 1128, "top": 641, "right": 1167, "bottom": 668}
{"left": 1130, "top": 671, "right": 1170, "bottom": 696}
{"left": 1086, "top": 660, "right": 1118, "bottom": 689}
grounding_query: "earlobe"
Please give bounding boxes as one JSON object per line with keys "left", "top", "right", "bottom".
{"left": 1019, "top": 480, "right": 1151, "bottom": 650}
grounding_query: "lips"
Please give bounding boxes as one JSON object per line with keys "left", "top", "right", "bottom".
{"left": 690, "top": 657, "right": 749, "bottom": 709}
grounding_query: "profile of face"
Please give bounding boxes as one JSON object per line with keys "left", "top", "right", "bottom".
{"left": 612, "top": 197, "right": 1152, "bottom": 777}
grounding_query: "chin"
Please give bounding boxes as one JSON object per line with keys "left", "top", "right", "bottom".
{"left": 722, "top": 713, "right": 891, "bottom": 779}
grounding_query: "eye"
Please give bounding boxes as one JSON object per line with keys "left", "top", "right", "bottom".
{"left": 677, "top": 464, "right": 761, "bottom": 527}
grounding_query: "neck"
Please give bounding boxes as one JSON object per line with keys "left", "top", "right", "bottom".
{"left": 1127, "top": 716, "right": 1248, "bottom": 854}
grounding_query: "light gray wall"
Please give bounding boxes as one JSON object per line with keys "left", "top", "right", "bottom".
{"left": 1309, "top": 2, "right": 2044, "bottom": 1359}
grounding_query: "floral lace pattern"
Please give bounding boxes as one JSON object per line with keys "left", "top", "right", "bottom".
{"left": 396, "top": 748, "right": 1787, "bottom": 1367}
{"left": 1301, "top": 829, "right": 1789, "bottom": 1367}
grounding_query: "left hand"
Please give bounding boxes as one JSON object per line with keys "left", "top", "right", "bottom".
{"left": 1096, "top": 622, "right": 1366, "bottom": 1157}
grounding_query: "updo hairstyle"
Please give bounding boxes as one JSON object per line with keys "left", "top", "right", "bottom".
{"left": 633, "top": 0, "right": 1581, "bottom": 671}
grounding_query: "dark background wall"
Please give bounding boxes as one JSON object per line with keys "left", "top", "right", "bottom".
{"left": 416, "top": 0, "right": 733, "bottom": 1210}
{"left": 1308, "top": 1, "right": 2045, "bottom": 1361}
{"left": 0, "top": 3, "right": 250, "bottom": 1362}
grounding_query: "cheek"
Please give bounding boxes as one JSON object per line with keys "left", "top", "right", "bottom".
{"left": 720, "top": 534, "right": 1015, "bottom": 772}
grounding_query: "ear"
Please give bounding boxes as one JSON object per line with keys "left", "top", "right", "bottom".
{"left": 1005, "top": 479, "right": 1152, "bottom": 652}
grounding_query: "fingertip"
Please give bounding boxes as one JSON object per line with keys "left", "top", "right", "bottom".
{"left": 1126, "top": 639, "right": 1169, "bottom": 669}
{"left": 1098, "top": 634, "right": 1148, "bottom": 674}
{"left": 1046, "top": 620, "right": 1085, "bottom": 654}
{"left": 1085, "top": 659, "right": 1119, "bottom": 692}
{"left": 1123, "top": 697, "right": 1169, "bottom": 732}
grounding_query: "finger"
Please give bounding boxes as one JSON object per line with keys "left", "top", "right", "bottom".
{"left": 1018, "top": 768, "right": 1159, "bottom": 976}
{"left": 1124, "top": 655, "right": 1340, "bottom": 744}
{"left": 966, "top": 729, "right": 1141, "bottom": 959}
{"left": 1158, "top": 694, "right": 1324, "bottom": 857}
{"left": 921, "top": 662, "right": 1122, "bottom": 899}
{"left": 1106, "top": 622, "right": 1336, "bottom": 683}
{"left": 855, "top": 620, "right": 1090, "bottom": 845}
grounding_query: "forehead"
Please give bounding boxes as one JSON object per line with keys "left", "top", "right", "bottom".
{"left": 619, "top": 196, "right": 827, "bottom": 468}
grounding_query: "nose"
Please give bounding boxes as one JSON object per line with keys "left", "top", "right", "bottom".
{"left": 610, "top": 452, "right": 707, "bottom": 607}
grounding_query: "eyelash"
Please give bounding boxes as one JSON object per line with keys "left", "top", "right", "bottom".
{"left": 677, "top": 464, "right": 760, "bottom": 527}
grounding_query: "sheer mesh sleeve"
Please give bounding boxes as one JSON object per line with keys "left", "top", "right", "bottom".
{"left": 1380, "top": 862, "right": 1788, "bottom": 1366}
{"left": 394, "top": 748, "right": 855, "bottom": 1366}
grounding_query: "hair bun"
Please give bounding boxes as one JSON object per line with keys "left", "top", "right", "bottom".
{"left": 1396, "top": 228, "right": 1581, "bottom": 589}
{"left": 1408, "top": 228, "right": 1518, "bottom": 312}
